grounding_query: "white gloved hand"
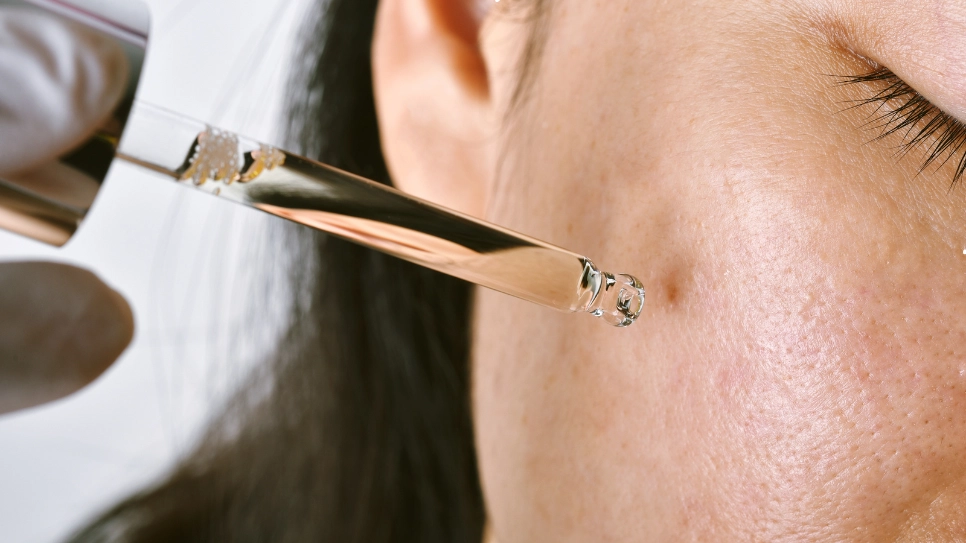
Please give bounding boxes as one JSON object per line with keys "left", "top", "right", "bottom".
{"left": 0, "top": 7, "right": 133, "bottom": 415}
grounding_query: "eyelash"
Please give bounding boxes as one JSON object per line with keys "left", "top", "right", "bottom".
{"left": 840, "top": 68, "right": 966, "bottom": 188}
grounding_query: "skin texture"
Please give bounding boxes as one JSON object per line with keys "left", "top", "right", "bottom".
{"left": 373, "top": 0, "right": 966, "bottom": 540}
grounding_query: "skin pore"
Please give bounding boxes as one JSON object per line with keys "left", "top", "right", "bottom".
{"left": 374, "top": 0, "right": 966, "bottom": 541}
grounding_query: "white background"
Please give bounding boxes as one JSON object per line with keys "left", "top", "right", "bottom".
{"left": 0, "top": 0, "right": 312, "bottom": 540}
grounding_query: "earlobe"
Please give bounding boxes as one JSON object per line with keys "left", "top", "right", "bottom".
{"left": 372, "top": 0, "right": 497, "bottom": 218}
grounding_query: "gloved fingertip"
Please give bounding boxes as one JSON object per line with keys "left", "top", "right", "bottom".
{"left": 0, "top": 9, "right": 130, "bottom": 174}
{"left": 98, "top": 283, "right": 135, "bottom": 374}
{"left": 0, "top": 262, "right": 135, "bottom": 415}
{"left": 72, "top": 19, "right": 130, "bottom": 121}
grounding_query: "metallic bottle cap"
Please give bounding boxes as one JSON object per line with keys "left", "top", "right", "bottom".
{"left": 0, "top": 0, "right": 148, "bottom": 246}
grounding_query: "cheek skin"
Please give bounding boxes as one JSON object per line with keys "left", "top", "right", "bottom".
{"left": 704, "top": 159, "right": 966, "bottom": 538}
{"left": 701, "top": 37, "right": 966, "bottom": 536}
{"left": 473, "top": 1, "right": 966, "bottom": 542}
{"left": 708, "top": 205, "right": 966, "bottom": 539}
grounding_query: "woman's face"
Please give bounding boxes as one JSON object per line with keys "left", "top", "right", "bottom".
{"left": 377, "top": 0, "right": 966, "bottom": 540}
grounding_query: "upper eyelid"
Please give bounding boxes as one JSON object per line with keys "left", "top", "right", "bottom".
{"left": 837, "top": 67, "right": 966, "bottom": 187}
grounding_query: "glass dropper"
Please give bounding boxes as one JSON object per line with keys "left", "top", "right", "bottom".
{"left": 115, "top": 101, "right": 645, "bottom": 326}
{"left": 0, "top": 0, "right": 645, "bottom": 325}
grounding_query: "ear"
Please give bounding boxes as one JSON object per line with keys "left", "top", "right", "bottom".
{"left": 372, "top": 0, "right": 500, "bottom": 217}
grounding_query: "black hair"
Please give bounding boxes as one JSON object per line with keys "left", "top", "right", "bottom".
{"left": 67, "top": 0, "right": 484, "bottom": 541}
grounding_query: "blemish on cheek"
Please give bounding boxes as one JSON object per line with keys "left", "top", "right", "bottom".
{"left": 658, "top": 256, "right": 701, "bottom": 309}
{"left": 665, "top": 280, "right": 680, "bottom": 306}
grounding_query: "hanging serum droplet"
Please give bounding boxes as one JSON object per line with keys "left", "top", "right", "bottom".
{"left": 576, "top": 260, "right": 645, "bottom": 327}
